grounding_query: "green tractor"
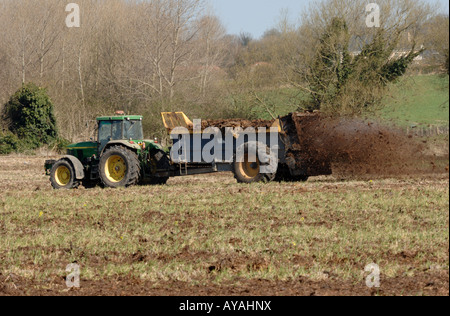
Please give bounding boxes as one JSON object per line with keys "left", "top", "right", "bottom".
{"left": 45, "top": 113, "right": 170, "bottom": 189}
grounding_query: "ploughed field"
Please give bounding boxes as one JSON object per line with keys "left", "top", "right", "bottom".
{"left": 0, "top": 154, "right": 448, "bottom": 296}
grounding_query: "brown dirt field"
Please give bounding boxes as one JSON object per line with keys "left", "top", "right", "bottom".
{"left": 0, "top": 271, "right": 448, "bottom": 296}
{"left": 0, "top": 144, "right": 448, "bottom": 296}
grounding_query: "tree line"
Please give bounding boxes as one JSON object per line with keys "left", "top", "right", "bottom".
{"left": 0, "top": 0, "right": 448, "bottom": 143}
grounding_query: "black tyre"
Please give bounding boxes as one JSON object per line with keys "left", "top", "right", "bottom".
{"left": 99, "top": 146, "right": 141, "bottom": 188}
{"left": 149, "top": 149, "right": 170, "bottom": 185}
{"left": 50, "top": 160, "right": 80, "bottom": 190}
{"left": 275, "top": 165, "right": 309, "bottom": 182}
{"left": 149, "top": 177, "right": 169, "bottom": 185}
{"left": 292, "top": 175, "right": 309, "bottom": 182}
{"left": 232, "top": 142, "right": 277, "bottom": 184}
{"left": 82, "top": 179, "right": 99, "bottom": 189}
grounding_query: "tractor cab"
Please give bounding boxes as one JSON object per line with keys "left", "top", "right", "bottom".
{"left": 96, "top": 115, "right": 144, "bottom": 153}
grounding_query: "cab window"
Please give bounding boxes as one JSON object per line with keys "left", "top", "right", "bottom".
{"left": 123, "top": 120, "right": 144, "bottom": 140}
{"left": 98, "top": 120, "right": 123, "bottom": 143}
{"left": 98, "top": 121, "right": 112, "bottom": 143}
{"left": 111, "top": 121, "right": 123, "bottom": 140}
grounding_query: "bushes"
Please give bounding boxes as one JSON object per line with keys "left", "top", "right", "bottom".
{"left": 0, "top": 132, "right": 69, "bottom": 155}
{"left": 0, "top": 133, "right": 21, "bottom": 155}
{"left": 1, "top": 83, "right": 60, "bottom": 154}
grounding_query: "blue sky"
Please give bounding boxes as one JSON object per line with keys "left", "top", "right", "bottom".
{"left": 209, "top": 0, "right": 450, "bottom": 39}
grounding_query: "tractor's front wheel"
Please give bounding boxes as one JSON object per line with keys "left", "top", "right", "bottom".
{"left": 50, "top": 160, "right": 80, "bottom": 190}
{"left": 99, "top": 146, "right": 141, "bottom": 188}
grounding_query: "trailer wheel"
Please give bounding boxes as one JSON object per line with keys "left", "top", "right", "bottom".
{"left": 232, "top": 142, "right": 277, "bottom": 184}
{"left": 100, "top": 146, "right": 141, "bottom": 188}
{"left": 275, "top": 165, "right": 309, "bottom": 182}
{"left": 50, "top": 160, "right": 80, "bottom": 190}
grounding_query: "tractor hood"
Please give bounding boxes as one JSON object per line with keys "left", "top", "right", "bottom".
{"left": 99, "top": 139, "right": 163, "bottom": 155}
{"left": 66, "top": 142, "right": 98, "bottom": 160}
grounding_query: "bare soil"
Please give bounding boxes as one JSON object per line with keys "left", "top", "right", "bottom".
{"left": 0, "top": 120, "right": 448, "bottom": 296}
{"left": 1, "top": 270, "right": 447, "bottom": 296}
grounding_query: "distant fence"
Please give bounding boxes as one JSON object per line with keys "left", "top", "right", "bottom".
{"left": 406, "top": 125, "right": 449, "bottom": 137}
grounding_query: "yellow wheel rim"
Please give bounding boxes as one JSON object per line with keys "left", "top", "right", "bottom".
{"left": 55, "top": 166, "right": 71, "bottom": 186}
{"left": 105, "top": 155, "right": 127, "bottom": 183}
{"left": 239, "top": 153, "right": 260, "bottom": 179}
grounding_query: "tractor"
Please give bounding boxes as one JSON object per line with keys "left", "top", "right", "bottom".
{"left": 45, "top": 113, "right": 170, "bottom": 189}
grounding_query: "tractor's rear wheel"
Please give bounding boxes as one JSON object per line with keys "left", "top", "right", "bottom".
{"left": 99, "top": 146, "right": 141, "bottom": 188}
{"left": 50, "top": 160, "right": 80, "bottom": 190}
{"left": 232, "top": 142, "right": 277, "bottom": 184}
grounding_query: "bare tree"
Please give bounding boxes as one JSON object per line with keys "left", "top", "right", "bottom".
{"left": 424, "top": 14, "right": 450, "bottom": 73}
{"left": 196, "top": 15, "right": 226, "bottom": 95}
{"left": 239, "top": 32, "right": 253, "bottom": 47}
